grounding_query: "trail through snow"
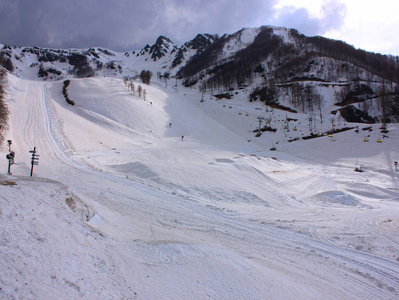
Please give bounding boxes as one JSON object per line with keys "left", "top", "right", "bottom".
{"left": 1, "top": 76, "right": 399, "bottom": 299}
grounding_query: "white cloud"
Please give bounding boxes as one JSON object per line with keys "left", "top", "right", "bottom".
{"left": 273, "top": 0, "right": 399, "bottom": 55}
{"left": 272, "top": 0, "right": 346, "bottom": 35}
{"left": 323, "top": 0, "right": 399, "bottom": 55}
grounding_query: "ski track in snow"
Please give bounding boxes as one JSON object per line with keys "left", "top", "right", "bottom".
{"left": 1, "top": 78, "right": 399, "bottom": 299}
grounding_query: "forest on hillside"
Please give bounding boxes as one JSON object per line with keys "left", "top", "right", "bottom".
{"left": 0, "top": 68, "right": 8, "bottom": 143}
{"left": 177, "top": 27, "right": 399, "bottom": 123}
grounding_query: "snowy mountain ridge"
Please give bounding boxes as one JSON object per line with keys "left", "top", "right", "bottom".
{"left": 4, "top": 25, "right": 398, "bottom": 124}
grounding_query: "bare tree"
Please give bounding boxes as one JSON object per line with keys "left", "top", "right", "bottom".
{"left": 305, "top": 84, "right": 313, "bottom": 112}
{"left": 131, "top": 83, "right": 135, "bottom": 96}
{"left": 314, "top": 93, "right": 323, "bottom": 123}
{"left": 378, "top": 80, "right": 388, "bottom": 126}
{"left": 137, "top": 85, "right": 143, "bottom": 98}
{"left": 291, "top": 83, "right": 303, "bottom": 108}
{"left": 123, "top": 76, "right": 129, "bottom": 85}
{"left": 335, "top": 84, "right": 351, "bottom": 105}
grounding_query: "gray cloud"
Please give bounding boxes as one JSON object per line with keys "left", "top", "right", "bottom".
{"left": 0, "top": 0, "right": 163, "bottom": 50}
{"left": 0, "top": 0, "right": 280, "bottom": 51}
{"left": 0, "top": 0, "right": 346, "bottom": 51}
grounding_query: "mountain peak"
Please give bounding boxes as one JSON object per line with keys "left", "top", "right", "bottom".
{"left": 185, "top": 34, "right": 217, "bottom": 50}
{"left": 155, "top": 35, "right": 173, "bottom": 45}
{"left": 149, "top": 35, "right": 175, "bottom": 61}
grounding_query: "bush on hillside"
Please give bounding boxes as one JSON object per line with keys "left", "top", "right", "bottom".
{"left": 38, "top": 65, "right": 62, "bottom": 78}
{"left": 0, "top": 52, "right": 14, "bottom": 72}
{"left": 339, "top": 105, "right": 375, "bottom": 123}
{"left": 68, "top": 54, "right": 94, "bottom": 78}
{"left": 62, "top": 80, "right": 75, "bottom": 106}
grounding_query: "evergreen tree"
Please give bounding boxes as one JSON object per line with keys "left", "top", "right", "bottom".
{"left": 140, "top": 70, "right": 153, "bottom": 84}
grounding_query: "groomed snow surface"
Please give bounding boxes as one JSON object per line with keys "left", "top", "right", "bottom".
{"left": 1, "top": 75, "right": 399, "bottom": 299}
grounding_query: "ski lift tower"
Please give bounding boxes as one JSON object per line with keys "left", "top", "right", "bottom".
{"left": 5, "top": 140, "right": 15, "bottom": 175}
{"left": 257, "top": 116, "right": 265, "bottom": 131}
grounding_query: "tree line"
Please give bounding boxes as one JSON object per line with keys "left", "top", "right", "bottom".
{"left": 289, "top": 29, "right": 399, "bottom": 84}
{"left": 177, "top": 26, "right": 399, "bottom": 95}
{"left": 0, "top": 68, "right": 8, "bottom": 144}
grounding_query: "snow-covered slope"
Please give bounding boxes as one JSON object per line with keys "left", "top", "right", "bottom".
{"left": 3, "top": 25, "right": 399, "bottom": 124}
{"left": 1, "top": 72, "right": 399, "bottom": 299}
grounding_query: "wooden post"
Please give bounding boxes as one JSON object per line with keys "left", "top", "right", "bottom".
{"left": 29, "top": 147, "right": 39, "bottom": 177}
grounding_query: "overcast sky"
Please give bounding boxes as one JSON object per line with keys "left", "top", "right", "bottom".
{"left": 0, "top": 0, "right": 398, "bottom": 55}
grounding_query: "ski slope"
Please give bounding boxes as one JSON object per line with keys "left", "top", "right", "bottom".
{"left": 1, "top": 74, "right": 399, "bottom": 299}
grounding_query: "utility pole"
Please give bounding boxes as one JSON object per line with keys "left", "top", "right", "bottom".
{"left": 29, "top": 147, "right": 39, "bottom": 176}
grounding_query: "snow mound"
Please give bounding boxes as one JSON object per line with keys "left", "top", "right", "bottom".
{"left": 108, "top": 162, "right": 158, "bottom": 179}
{"left": 310, "top": 191, "right": 361, "bottom": 206}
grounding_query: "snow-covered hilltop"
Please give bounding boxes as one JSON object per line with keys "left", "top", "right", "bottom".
{"left": 1, "top": 26, "right": 399, "bottom": 124}
{"left": 0, "top": 32, "right": 218, "bottom": 80}
{"left": 2, "top": 26, "right": 399, "bottom": 123}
